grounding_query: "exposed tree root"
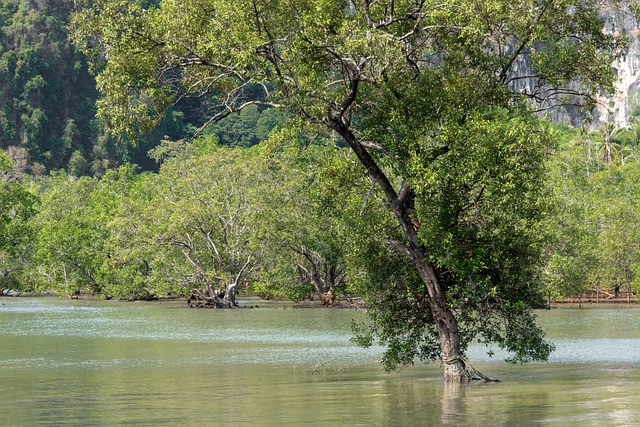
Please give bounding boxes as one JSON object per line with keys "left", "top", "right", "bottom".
{"left": 442, "top": 354, "right": 501, "bottom": 382}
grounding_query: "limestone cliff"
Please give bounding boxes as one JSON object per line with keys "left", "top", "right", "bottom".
{"left": 510, "top": 7, "right": 640, "bottom": 128}
{"left": 598, "top": 6, "right": 640, "bottom": 127}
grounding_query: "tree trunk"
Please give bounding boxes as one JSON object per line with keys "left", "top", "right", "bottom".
{"left": 329, "top": 89, "right": 481, "bottom": 381}
{"left": 225, "top": 282, "right": 238, "bottom": 307}
{"left": 415, "top": 259, "right": 468, "bottom": 381}
{"left": 187, "top": 282, "right": 239, "bottom": 308}
{"left": 297, "top": 247, "right": 344, "bottom": 306}
{"left": 319, "top": 289, "right": 335, "bottom": 306}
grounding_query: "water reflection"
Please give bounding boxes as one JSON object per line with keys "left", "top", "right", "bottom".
{"left": 440, "top": 381, "right": 466, "bottom": 425}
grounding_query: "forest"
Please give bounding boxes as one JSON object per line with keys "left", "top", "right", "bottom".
{"left": 4, "top": 117, "right": 640, "bottom": 306}
{"left": 2, "top": 0, "right": 640, "bottom": 380}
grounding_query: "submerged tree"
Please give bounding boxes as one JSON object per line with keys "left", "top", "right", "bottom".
{"left": 72, "top": 0, "right": 636, "bottom": 380}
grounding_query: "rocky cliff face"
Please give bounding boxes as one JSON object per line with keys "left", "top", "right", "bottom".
{"left": 510, "top": 7, "right": 640, "bottom": 128}
{"left": 598, "top": 6, "right": 640, "bottom": 127}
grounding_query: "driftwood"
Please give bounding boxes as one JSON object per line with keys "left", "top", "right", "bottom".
{"left": 187, "top": 288, "right": 230, "bottom": 308}
{"left": 341, "top": 297, "right": 363, "bottom": 309}
{"left": 187, "top": 280, "right": 245, "bottom": 308}
{"left": 1, "top": 289, "right": 24, "bottom": 297}
{"left": 319, "top": 290, "right": 335, "bottom": 306}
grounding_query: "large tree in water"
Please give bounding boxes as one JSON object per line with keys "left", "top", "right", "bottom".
{"left": 72, "top": 0, "right": 636, "bottom": 380}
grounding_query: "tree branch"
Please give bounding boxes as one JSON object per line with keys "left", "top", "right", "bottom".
{"left": 385, "top": 240, "right": 413, "bottom": 258}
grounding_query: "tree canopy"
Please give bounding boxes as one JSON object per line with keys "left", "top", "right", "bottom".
{"left": 70, "top": 0, "right": 639, "bottom": 380}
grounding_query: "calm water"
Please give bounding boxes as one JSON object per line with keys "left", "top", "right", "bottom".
{"left": 1, "top": 297, "right": 640, "bottom": 426}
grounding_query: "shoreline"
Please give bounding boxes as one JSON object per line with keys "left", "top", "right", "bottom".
{"left": 2, "top": 290, "right": 639, "bottom": 309}
{"left": 550, "top": 298, "right": 640, "bottom": 308}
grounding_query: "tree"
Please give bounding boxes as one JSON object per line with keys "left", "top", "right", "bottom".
{"left": 143, "top": 144, "right": 268, "bottom": 307}
{"left": 31, "top": 172, "right": 107, "bottom": 295}
{"left": 0, "top": 150, "right": 38, "bottom": 293}
{"left": 541, "top": 126, "right": 592, "bottom": 300}
{"left": 544, "top": 125, "right": 640, "bottom": 303}
{"left": 210, "top": 103, "right": 285, "bottom": 148}
{"left": 590, "top": 164, "right": 640, "bottom": 301}
{"left": 95, "top": 171, "right": 163, "bottom": 300}
{"left": 257, "top": 136, "right": 366, "bottom": 304}
{"left": 29, "top": 164, "right": 164, "bottom": 299}
{"left": 0, "top": 0, "right": 101, "bottom": 171}
{"left": 72, "top": 0, "right": 636, "bottom": 380}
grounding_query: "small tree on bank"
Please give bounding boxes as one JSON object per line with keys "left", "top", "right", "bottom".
{"left": 258, "top": 141, "right": 366, "bottom": 304}
{"left": 72, "top": 0, "right": 637, "bottom": 380}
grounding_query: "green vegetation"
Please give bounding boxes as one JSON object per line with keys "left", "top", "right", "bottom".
{"left": 544, "top": 120, "right": 640, "bottom": 303}
{"left": 0, "top": 0, "right": 103, "bottom": 173}
{"left": 67, "top": 0, "right": 638, "bottom": 381}
{"left": 1, "top": 0, "right": 640, "bottom": 382}
{"left": 0, "top": 0, "right": 281, "bottom": 175}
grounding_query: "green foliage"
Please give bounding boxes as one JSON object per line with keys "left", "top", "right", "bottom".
{"left": 13, "top": 133, "right": 362, "bottom": 301}
{"left": 149, "top": 146, "right": 267, "bottom": 292}
{"left": 0, "top": 0, "right": 100, "bottom": 171}
{"left": 93, "top": 169, "right": 169, "bottom": 299}
{"left": 0, "top": 0, "right": 282, "bottom": 175}
{"left": 255, "top": 136, "right": 367, "bottom": 302}
{"left": 589, "top": 164, "right": 640, "bottom": 298}
{"left": 0, "top": 161, "right": 38, "bottom": 289}
{"left": 31, "top": 172, "right": 104, "bottom": 294}
{"left": 543, "top": 116, "right": 640, "bottom": 301}
{"left": 100, "top": 141, "right": 294, "bottom": 299}
{"left": 0, "top": 151, "right": 12, "bottom": 171}
{"left": 71, "top": 0, "right": 638, "bottom": 373}
{"left": 350, "top": 107, "right": 556, "bottom": 369}
{"left": 28, "top": 165, "right": 138, "bottom": 295}
{"left": 210, "top": 104, "right": 285, "bottom": 148}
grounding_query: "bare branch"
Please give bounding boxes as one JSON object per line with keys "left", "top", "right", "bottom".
{"left": 233, "top": 256, "right": 252, "bottom": 286}
{"left": 360, "top": 140, "right": 392, "bottom": 156}
{"left": 190, "top": 99, "right": 283, "bottom": 140}
{"left": 386, "top": 240, "right": 413, "bottom": 258}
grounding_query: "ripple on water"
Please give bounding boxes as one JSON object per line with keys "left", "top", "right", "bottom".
{"left": 6, "top": 300, "right": 640, "bottom": 368}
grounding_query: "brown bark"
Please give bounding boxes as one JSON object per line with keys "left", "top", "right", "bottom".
{"left": 415, "top": 255, "right": 469, "bottom": 381}
{"left": 320, "top": 290, "right": 335, "bottom": 306}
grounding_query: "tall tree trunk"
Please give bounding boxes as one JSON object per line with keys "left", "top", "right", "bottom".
{"left": 225, "top": 281, "right": 239, "bottom": 307}
{"left": 414, "top": 252, "right": 468, "bottom": 381}
{"left": 329, "top": 112, "right": 469, "bottom": 381}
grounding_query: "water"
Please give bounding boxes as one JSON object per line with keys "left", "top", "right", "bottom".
{"left": 1, "top": 297, "right": 639, "bottom": 426}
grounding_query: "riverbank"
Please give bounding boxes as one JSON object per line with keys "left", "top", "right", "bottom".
{"left": 0, "top": 291, "right": 368, "bottom": 311}
{"left": 3, "top": 288, "right": 638, "bottom": 310}
{"left": 551, "top": 297, "right": 640, "bottom": 308}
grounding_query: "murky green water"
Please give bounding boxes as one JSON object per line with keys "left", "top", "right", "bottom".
{"left": 1, "top": 297, "right": 639, "bottom": 426}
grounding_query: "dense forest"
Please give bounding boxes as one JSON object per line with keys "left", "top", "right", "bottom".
{"left": 0, "top": 0, "right": 281, "bottom": 174}
{"left": 2, "top": 0, "right": 640, "bottom": 379}
{"left": 4, "top": 117, "right": 640, "bottom": 305}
